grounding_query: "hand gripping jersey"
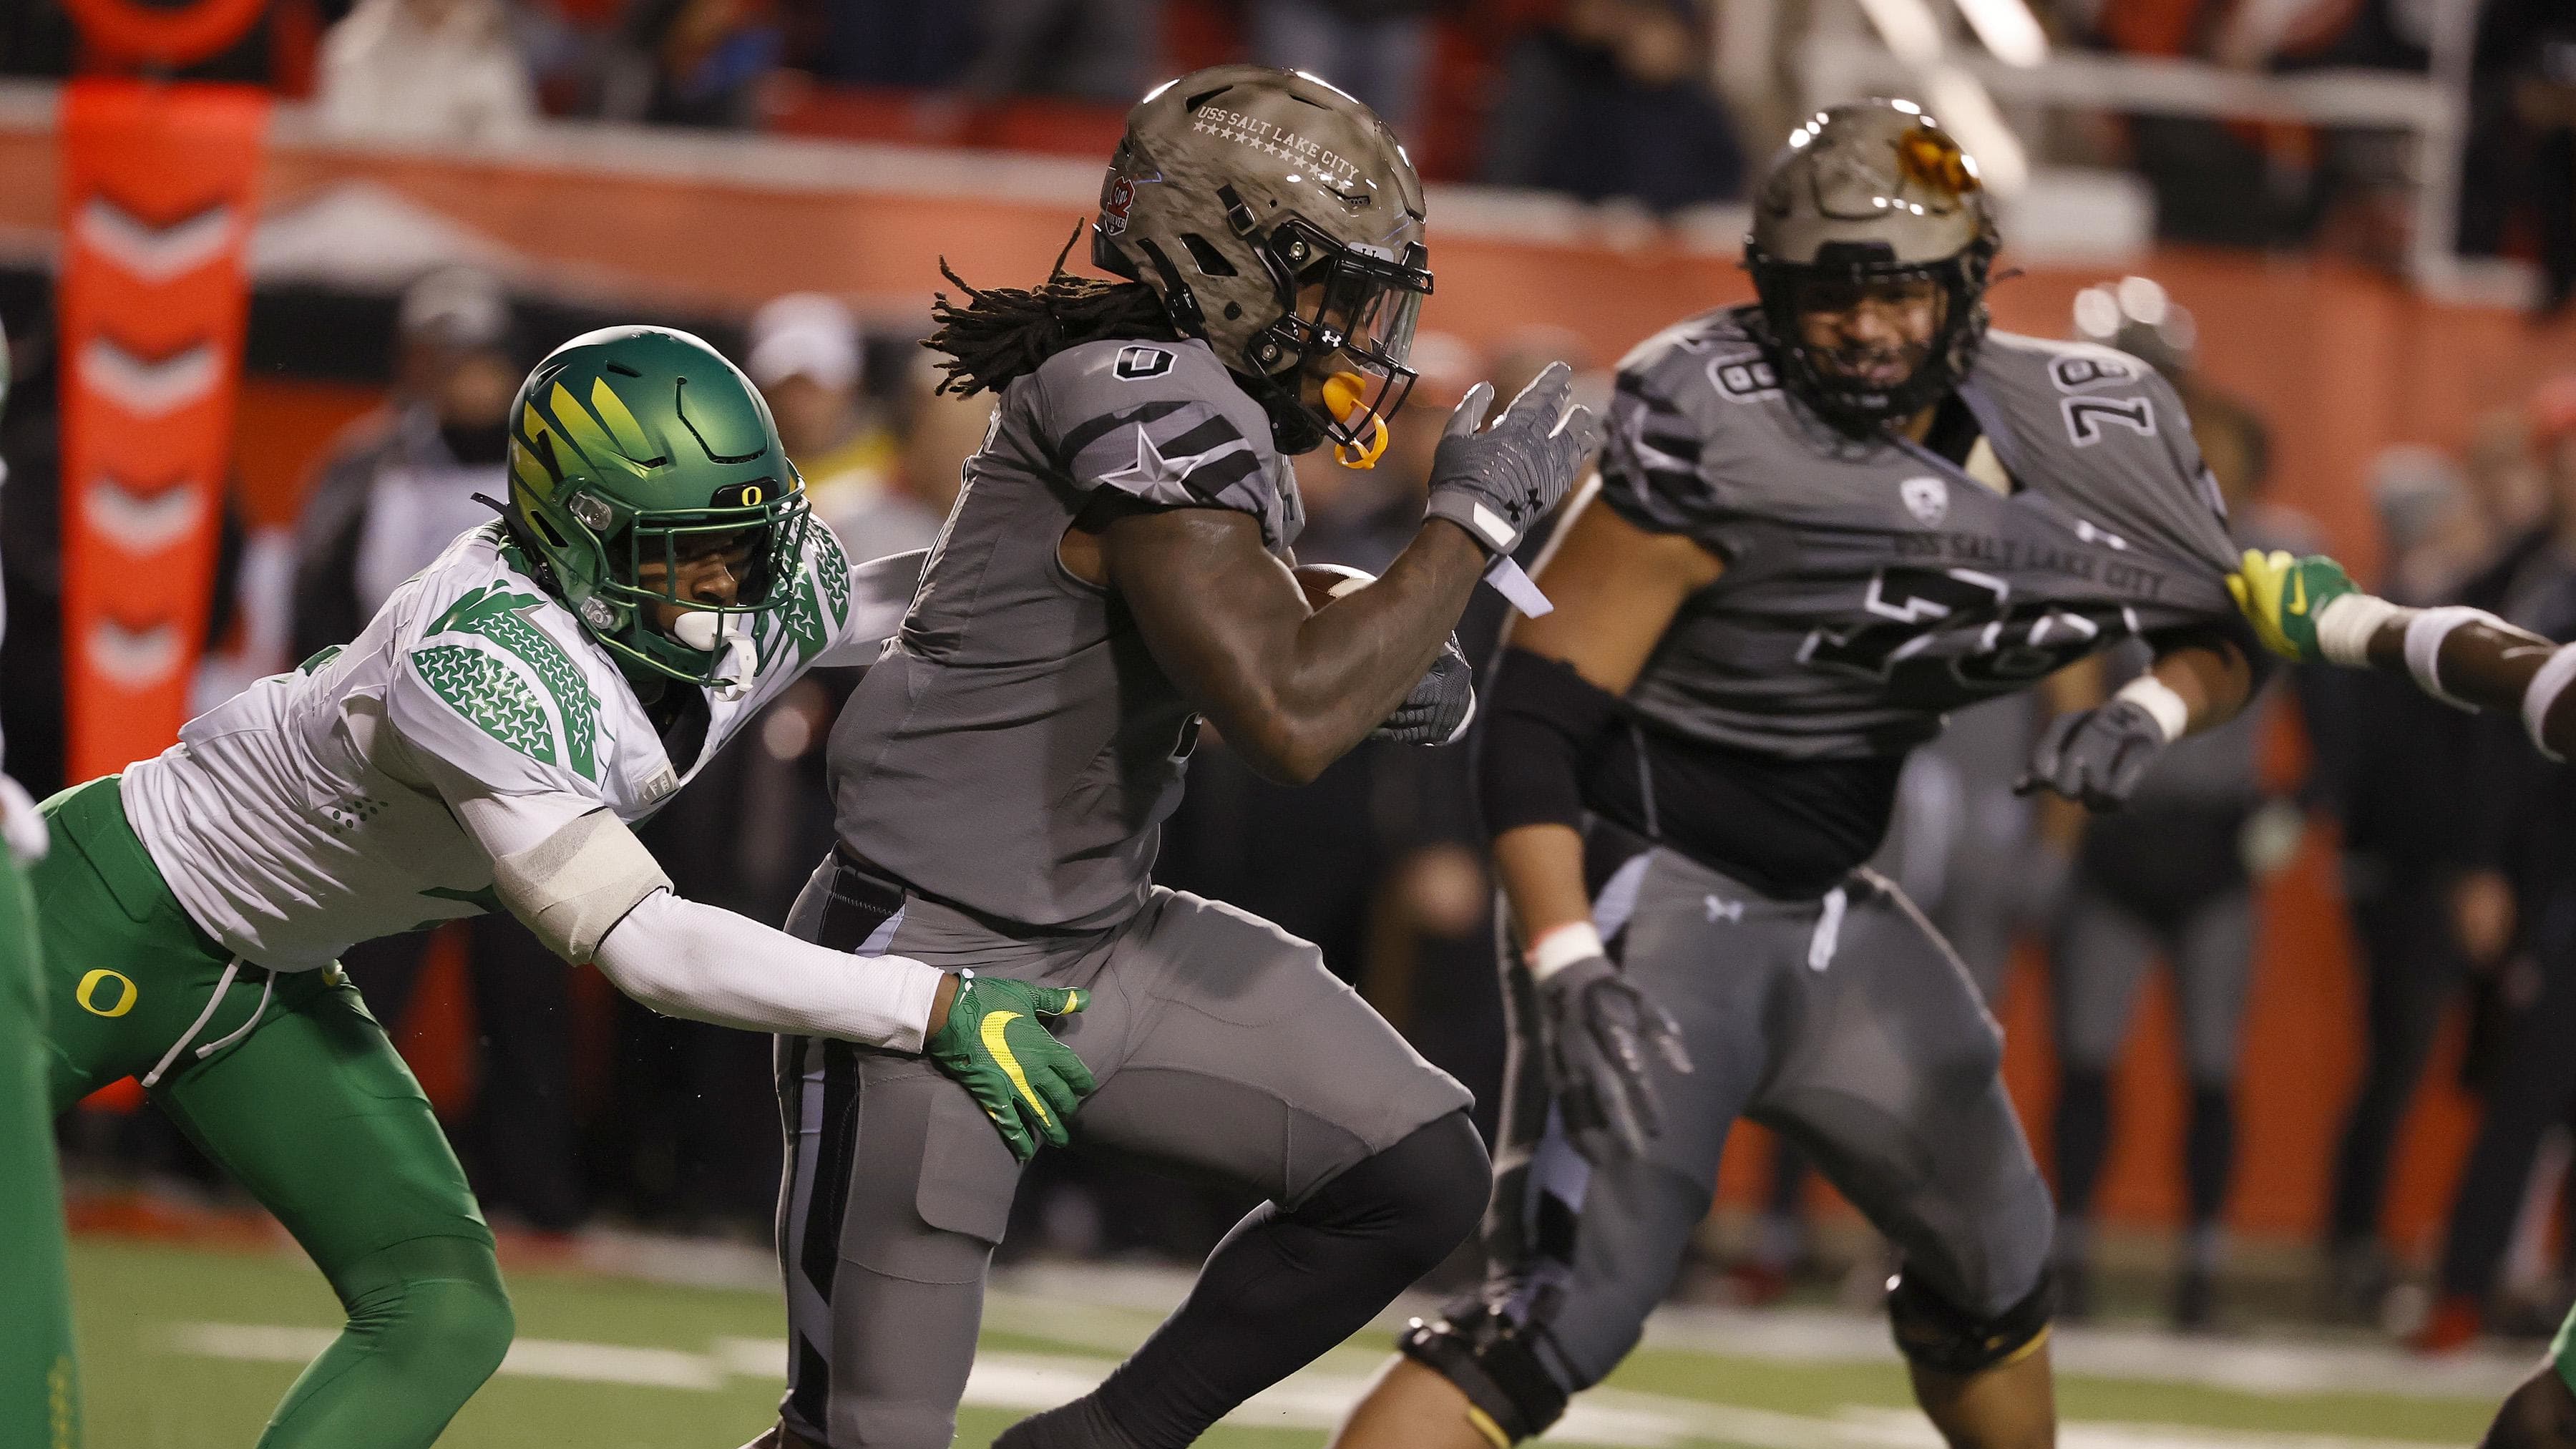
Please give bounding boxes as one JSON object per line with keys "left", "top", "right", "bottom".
{"left": 122, "top": 522, "right": 912, "bottom": 972}
{"left": 828, "top": 336, "right": 1301, "bottom": 930}
{"left": 1603, "top": 307, "right": 2242, "bottom": 759}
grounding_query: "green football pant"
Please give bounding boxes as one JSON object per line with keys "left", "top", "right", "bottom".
{"left": 1, "top": 835, "right": 79, "bottom": 1448}
{"left": 32, "top": 777, "right": 513, "bottom": 1449}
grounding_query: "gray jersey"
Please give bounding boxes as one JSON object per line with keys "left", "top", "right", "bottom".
{"left": 1602, "top": 307, "right": 2240, "bottom": 760}
{"left": 828, "top": 337, "right": 1302, "bottom": 930}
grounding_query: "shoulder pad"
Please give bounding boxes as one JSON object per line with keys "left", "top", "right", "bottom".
{"left": 1975, "top": 330, "right": 2158, "bottom": 400}
{"left": 398, "top": 572, "right": 610, "bottom": 787}
{"left": 1031, "top": 336, "right": 1281, "bottom": 517}
{"left": 1969, "top": 330, "right": 2235, "bottom": 572}
{"left": 1612, "top": 308, "right": 1767, "bottom": 395}
{"left": 1597, "top": 309, "right": 1776, "bottom": 535}
{"left": 769, "top": 519, "right": 852, "bottom": 668}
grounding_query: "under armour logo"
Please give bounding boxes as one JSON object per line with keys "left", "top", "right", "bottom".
{"left": 1705, "top": 895, "right": 1745, "bottom": 923}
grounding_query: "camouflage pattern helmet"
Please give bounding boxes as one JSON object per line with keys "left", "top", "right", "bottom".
{"left": 1092, "top": 64, "right": 1433, "bottom": 454}
{"left": 504, "top": 326, "right": 811, "bottom": 688}
{"left": 1746, "top": 98, "right": 2000, "bottom": 435}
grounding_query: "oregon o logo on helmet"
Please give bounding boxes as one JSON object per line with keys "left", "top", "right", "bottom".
{"left": 77, "top": 969, "right": 137, "bottom": 1018}
{"left": 741, "top": 484, "right": 765, "bottom": 506}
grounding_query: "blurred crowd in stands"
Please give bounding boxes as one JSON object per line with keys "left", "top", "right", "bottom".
{"left": 11, "top": 258, "right": 2576, "bottom": 1352}
{"left": 4, "top": 0, "right": 2576, "bottom": 301}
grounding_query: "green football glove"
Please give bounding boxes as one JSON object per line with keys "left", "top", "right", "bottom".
{"left": 924, "top": 970, "right": 1096, "bottom": 1162}
{"left": 2227, "top": 548, "right": 2358, "bottom": 663}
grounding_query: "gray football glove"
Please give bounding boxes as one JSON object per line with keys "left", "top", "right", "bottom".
{"left": 1373, "top": 635, "right": 1475, "bottom": 746}
{"left": 1425, "top": 361, "right": 1601, "bottom": 559}
{"left": 1536, "top": 952, "right": 1692, "bottom": 1163}
{"left": 2016, "top": 698, "right": 2170, "bottom": 812}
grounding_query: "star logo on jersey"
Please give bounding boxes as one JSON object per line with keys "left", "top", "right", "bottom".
{"left": 1097, "top": 425, "right": 1250, "bottom": 496}
{"left": 1899, "top": 475, "right": 1949, "bottom": 527}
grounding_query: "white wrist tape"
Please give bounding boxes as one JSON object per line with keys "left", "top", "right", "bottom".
{"left": 2404, "top": 607, "right": 2486, "bottom": 711}
{"left": 1526, "top": 921, "right": 1605, "bottom": 981}
{"left": 2525, "top": 645, "right": 2576, "bottom": 763}
{"left": 2313, "top": 592, "right": 2405, "bottom": 668}
{"left": 2113, "top": 674, "right": 2190, "bottom": 743}
{"left": 491, "top": 809, "right": 672, "bottom": 962}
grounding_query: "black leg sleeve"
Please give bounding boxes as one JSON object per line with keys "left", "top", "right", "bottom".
{"left": 2053, "top": 1067, "right": 2113, "bottom": 1221}
{"left": 1003, "top": 1111, "right": 1491, "bottom": 1449}
{"left": 2184, "top": 1084, "right": 2237, "bottom": 1231}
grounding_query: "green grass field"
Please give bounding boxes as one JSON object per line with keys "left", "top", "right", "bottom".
{"left": 69, "top": 1234, "right": 2522, "bottom": 1448}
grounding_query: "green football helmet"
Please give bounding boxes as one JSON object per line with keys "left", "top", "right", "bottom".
{"left": 504, "top": 326, "right": 811, "bottom": 688}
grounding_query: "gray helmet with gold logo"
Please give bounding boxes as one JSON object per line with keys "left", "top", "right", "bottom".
{"left": 1092, "top": 65, "right": 1433, "bottom": 454}
{"left": 1746, "top": 98, "right": 1999, "bottom": 435}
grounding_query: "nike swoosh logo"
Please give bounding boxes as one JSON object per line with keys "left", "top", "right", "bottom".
{"left": 981, "top": 1010, "right": 1050, "bottom": 1128}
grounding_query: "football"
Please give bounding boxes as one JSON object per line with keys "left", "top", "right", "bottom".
{"left": 1294, "top": 562, "right": 1375, "bottom": 611}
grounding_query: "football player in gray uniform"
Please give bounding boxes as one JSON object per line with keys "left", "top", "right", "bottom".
{"left": 748, "top": 67, "right": 1604, "bottom": 1449}
{"left": 1329, "top": 99, "right": 2267, "bottom": 1449}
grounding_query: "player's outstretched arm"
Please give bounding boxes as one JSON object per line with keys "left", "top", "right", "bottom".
{"left": 1101, "top": 364, "right": 1597, "bottom": 786}
{"left": 2231, "top": 549, "right": 2576, "bottom": 757}
{"left": 1480, "top": 491, "right": 1714, "bottom": 1162}
{"left": 429, "top": 758, "right": 1098, "bottom": 1154}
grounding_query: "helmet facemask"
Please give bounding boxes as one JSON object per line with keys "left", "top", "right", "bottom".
{"left": 1236, "top": 213, "right": 1430, "bottom": 466}
{"left": 1753, "top": 243, "right": 1992, "bottom": 435}
{"left": 548, "top": 472, "right": 812, "bottom": 690}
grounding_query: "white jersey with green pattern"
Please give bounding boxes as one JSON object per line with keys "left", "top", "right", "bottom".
{"left": 121, "top": 520, "right": 912, "bottom": 972}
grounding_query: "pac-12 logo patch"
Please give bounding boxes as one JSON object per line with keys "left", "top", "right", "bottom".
{"left": 1900, "top": 475, "right": 1950, "bottom": 527}
{"left": 1100, "top": 175, "right": 1137, "bottom": 236}
{"left": 1113, "top": 345, "right": 1174, "bottom": 381}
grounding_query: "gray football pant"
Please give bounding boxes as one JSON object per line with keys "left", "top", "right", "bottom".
{"left": 2051, "top": 885, "right": 2254, "bottom": 1085}
{"left": 1470, "top": 842, "right": 2055, "bottom": 1394}
{"left": 773, "top": 857, "right": 1470, "bottom": 1448}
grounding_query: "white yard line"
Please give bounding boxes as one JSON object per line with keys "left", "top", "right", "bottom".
{"left": 166, "top": 1323, "right": 722, "bottom": 1390}
{"left": 1631, "top": 1303, "right": 2537, "bottom": 1402}
{"left": 163, "top": 1324, "right": 2474, "bottom": 1449}
{"left": 565, "top": 1241, "right": 2535, "bottom": 1405}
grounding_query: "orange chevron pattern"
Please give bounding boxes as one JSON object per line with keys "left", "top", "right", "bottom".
{"left": 57, "top": 79, "right": 268, "bottom": 782}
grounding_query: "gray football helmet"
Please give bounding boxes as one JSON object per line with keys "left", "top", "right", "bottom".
{"left": 1746, "top": 98, "right": 1999, "bottom": 435}
{"left": 1091, "top": 65, "right": 1433, "bottom": 455}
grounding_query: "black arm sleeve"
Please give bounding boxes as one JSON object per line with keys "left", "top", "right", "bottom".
{"left": 1476, "top": 647, "right": 1624, "bottom": 841}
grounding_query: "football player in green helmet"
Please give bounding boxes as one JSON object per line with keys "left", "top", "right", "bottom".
{"left": 0, "top": 312, "right": 82, "bottom": 1449}
{"left": 14, "top": 324, "right": 1092, "bottom": 1449}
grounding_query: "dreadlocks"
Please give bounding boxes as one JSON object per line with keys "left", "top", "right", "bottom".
{"left": 924, "top": 228, "right": 1181, "bottom": 399}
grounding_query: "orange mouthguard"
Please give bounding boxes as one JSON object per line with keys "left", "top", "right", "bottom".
{"left": 1323, "top": 372, "right": 1391, "bottom": 469}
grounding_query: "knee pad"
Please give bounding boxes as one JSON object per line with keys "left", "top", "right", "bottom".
{"left": 1398, "top": 1304, "right": 1569, "bottom": 1447}
{"left": 1886, "top": 1267, "right": 2052, "bottom": 1377}
{"left": 1308, "top": 1110, "right": 1491, "bottom": 1268}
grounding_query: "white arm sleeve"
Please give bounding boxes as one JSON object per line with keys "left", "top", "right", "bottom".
{"left": 815, "top": 547, "right": 930, "bottom": 668}
{"left": 595, "top": 890, "right": 944, "bottom": 1050}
